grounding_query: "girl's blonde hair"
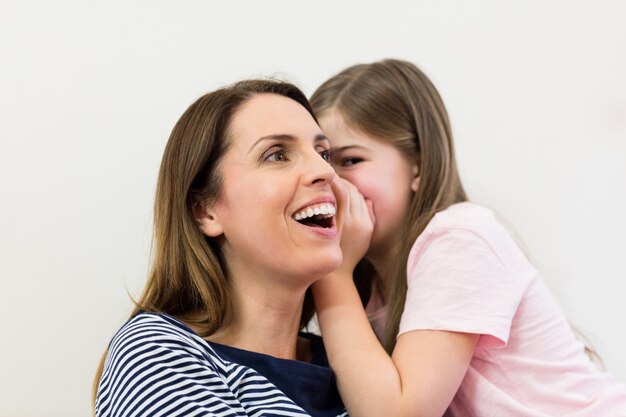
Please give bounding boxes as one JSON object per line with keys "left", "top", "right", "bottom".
{"left": 310, "top": 59, "right": 467, "bottom": 352}
{"left": 311, "top": 59, "right": 602, "bottom": 366}
{"left": 93, "top": 79, "right": 318, "bottom": 406}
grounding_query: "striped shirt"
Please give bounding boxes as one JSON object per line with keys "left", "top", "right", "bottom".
{"left": 95, "top": 312, "right": 348, "bottom": 417}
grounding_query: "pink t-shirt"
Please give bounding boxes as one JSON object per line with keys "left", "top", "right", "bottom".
{"left": 399, "top": 202, "right": 626, "bottom": 417}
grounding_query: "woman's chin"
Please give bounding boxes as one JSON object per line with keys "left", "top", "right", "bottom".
{"left": 292, "top": 252, "right": 342, "bottom": 282}
{"left": 312, "top": 251, "right": 344, "bottom": 277}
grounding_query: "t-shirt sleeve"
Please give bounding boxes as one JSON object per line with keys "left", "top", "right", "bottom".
{"left": 95, "top": 318, "right": 232, "bottom": 417}
{"left": 399, "top": 228, "right": 524, "bottom": 349}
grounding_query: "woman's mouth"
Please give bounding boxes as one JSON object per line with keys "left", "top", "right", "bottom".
{"left": 292, "top": 203, "right": 336, "bottom": 228}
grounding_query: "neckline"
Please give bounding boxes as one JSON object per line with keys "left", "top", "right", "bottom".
{"left": 206, "top": 332, "right": 330, "bottom": 370}
{"left": 140, "top": 311, "right": 330, "bottom": 369}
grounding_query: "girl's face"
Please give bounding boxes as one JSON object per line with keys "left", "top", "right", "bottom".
{"left": 319, "top": 110, "right": 418, "bottom": 264}
{"left": 198, "top": 94, "right": 341, "bottom": 285}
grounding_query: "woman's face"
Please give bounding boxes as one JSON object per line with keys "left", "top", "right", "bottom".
{"left": 319, "top": 110, "right": 417, "bottom": 264}
{"left": 199, "top": 93, "right": 341, "bottom": 284}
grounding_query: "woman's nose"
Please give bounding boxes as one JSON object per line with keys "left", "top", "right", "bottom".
{"left": 303, "top": 150, "right": 335, "bottom": 186}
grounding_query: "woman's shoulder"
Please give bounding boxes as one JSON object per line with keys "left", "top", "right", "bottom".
{"left": 95, "top": 312, "right": 233, "bottom": 416}
{"left": 110, "top": 311, "right": 205, "bottom": 348}
{"left": 105, "top": 311, "right": 223, "bottom": 374}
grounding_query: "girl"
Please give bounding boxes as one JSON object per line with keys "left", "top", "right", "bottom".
{"left": 310, "top": 59, "right": 626, "bottom": 417}
{"left": 93, "top": 80, "right": 349, "bottom": 417}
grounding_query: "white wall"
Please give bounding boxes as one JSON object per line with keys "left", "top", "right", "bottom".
{"left": 1, "top": 1, "right": 625, "bottom": 416}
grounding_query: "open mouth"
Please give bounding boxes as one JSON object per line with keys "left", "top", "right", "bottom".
{"left": 293, "top": 203, "right": 336, "bottom": 229}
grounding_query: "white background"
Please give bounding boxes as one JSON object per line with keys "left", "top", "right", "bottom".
{"left": 1, "top": 1, "right": 625, "bottom": 416}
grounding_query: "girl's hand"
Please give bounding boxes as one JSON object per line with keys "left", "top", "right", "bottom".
{"left": 331, "top": 177, "right": 375, "bottom": 276}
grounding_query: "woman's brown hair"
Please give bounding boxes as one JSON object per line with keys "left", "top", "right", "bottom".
{"left": 93, "top": 79, "right": 318, "bottom": 406}
{"left": 310, "top": 59, "right": 467, "bottom": 352}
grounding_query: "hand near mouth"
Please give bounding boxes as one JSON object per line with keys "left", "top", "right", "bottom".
{"left": 329, "top": 177, "right": 375, "bottom": 277}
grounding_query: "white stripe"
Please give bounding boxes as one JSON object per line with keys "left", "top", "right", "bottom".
{"left": 96, "top": 313, "right": 346, "bottom": 417}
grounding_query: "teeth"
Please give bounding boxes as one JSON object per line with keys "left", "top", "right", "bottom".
{"left": 293, "top": 203, "right": 336, "bottom": 221}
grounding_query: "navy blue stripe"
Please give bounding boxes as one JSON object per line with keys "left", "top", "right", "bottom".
{"left": 96, "top": 312, "right": 328, "bottom": 417}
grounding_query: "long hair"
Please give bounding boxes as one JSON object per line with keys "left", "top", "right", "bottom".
{"left": 93, "top": 79, "right": 318, "bottom": 405}
{"left": 310, "top": 59, "right": 467, "bottom": 352}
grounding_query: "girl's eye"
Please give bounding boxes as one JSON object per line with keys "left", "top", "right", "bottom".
{"left": 341, "top": 157, "right": 363, "bottom": 167}
{"left": 264, "top": 148, "right": 289, "bottom": 162}
{"left": 320, "top": 149, "right": 331, "bottom": 163}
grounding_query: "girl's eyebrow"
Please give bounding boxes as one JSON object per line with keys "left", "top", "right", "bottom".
{"left": 330, "top": 144, "right": 368, "bottom": 153}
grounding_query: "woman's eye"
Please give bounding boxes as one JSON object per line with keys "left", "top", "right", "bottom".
{"left": 320, "top": 149, "right": 331, "bottom": 163}
{"left": 264, "top": 148, "right": 289, "bottom": 162}
{"left": 341, "top": 157, "right": 363, "bottom": 167}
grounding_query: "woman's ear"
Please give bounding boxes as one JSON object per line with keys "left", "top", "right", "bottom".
{"left": 410, "top": 162, "right": 420, "bottom": 192}
{"left": 193, "top": 201, "right": 224, "bottom": 237}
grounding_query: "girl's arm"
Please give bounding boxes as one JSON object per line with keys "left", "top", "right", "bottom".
{"left": 316, "top": 179, "right": 478, "bottom": 417}
{"left": 314, "top": 277, "right": 478, "bottom": 417}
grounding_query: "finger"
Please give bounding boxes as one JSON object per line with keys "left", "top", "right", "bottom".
{"left": 353, "top": 190, "right": 373, "bottom": 231}
{"left": 331, "top": 177, "right": 350, "bottom": 232}
{"left": 345, "top": 181, "right": 364, "bottom": 218}
{"left": 365, "top": 198, "right": 376, "bottom": 225}
{"left": 346, "top": 183, "right": 368, "bottom": 220}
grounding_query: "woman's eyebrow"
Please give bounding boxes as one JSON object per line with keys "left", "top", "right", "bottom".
{"left": 248, "top": 134, "right": 295, "bottom": 154}
{"left": 315, "top": 134, "right": 330, "bottom": 143}
{"left": 249, "top": 133, "right": 329, "bottom": 154}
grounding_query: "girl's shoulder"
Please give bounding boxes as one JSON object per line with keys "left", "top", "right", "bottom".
{"left": 429, "top": 202, "right": 498, "bottom": 232}
{"left": 424, "top": 202, "right": 513, "bottom": 245}
{"left": 412, "top": 202, "right": 533, "bottom": 275}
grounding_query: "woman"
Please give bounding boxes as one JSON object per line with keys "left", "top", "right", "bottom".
{"left": 310, "top": 59, "right": 626, "bottom": 416}
{"left": 93, "top": 80, "right": 348, "bottom": 417}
